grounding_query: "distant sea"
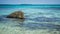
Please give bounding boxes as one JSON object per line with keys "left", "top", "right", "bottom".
{"left": 0, "top": 4, "right": 60, "bottom": 34}
{"left": 0, "top": 4, "right": 60, "bottom": 8}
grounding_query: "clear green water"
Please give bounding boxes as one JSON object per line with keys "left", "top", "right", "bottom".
{"left": 0, "top": 4, "right": 60, "bottom": 34}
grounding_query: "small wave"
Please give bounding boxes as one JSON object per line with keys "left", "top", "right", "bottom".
{"left": 14, "top": 23, "right": 60, "bottom": 30}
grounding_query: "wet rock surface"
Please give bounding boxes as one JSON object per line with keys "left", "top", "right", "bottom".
{"left": 7, "top": 11, "right": 24, "bottom": 19}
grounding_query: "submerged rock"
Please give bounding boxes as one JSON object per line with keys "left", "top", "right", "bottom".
{"left": 7, "top": 11, "right": 24, "bottom": 19}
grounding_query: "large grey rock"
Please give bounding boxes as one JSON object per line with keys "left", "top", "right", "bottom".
{"left": 7, "top": 11, "right": 24, "bottom": 19}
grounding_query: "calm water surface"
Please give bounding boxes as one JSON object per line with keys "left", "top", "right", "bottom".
{"left": 0, "top": 5, "right": 60, "bottom": 34}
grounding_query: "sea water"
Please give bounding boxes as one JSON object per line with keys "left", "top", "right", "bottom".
{"left": 0, "top": 4, "right": 60, "bottom": 34}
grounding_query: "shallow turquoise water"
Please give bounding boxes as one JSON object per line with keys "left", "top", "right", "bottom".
{"left": 0, "top": 5, "right": 60, "bottom": 34}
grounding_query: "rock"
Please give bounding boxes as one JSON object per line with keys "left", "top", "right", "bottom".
{"left": 7, "top": 11, "right": 24, "bottom": 19}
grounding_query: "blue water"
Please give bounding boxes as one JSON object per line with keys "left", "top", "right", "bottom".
{"left": 0, "top": 4, "right": 60, "bottom": 34}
